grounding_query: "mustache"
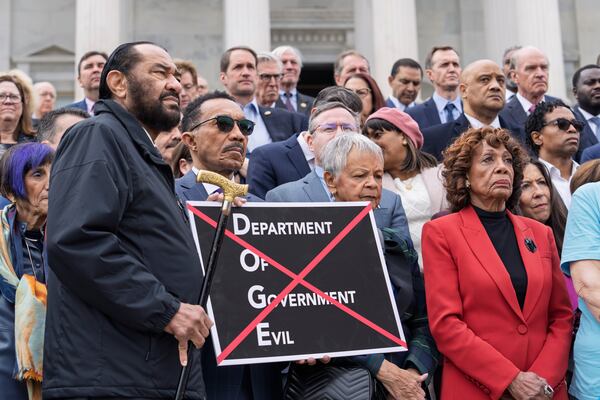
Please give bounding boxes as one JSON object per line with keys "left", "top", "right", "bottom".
{"left": 223, "top": 143, "right": 245, "bottom": 153}
{"left": 160, "top": 91, "right": 180, "bottom": 104}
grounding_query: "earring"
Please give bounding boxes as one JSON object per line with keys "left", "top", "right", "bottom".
{"left": 465, "top": 180, "right": 471, "bottom": 189}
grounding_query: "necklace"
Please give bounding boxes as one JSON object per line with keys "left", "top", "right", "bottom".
{"left": 395, "top": 176, "right": 415, "bottom": 191}
{"left": 23, "top": 233, "right": 43, "bottom": 283}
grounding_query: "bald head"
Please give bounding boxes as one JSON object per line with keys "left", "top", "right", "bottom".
{"left": 510, "top": 46, "right": 549, "bottom": 103}
{"left": 459, "top": 59, "right": 505, "bottom": 124}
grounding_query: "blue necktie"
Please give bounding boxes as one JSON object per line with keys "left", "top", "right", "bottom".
{"left": 444, "top": 103, "right": 456, "bottom": 123}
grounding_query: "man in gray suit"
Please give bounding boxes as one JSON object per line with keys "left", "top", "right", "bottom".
{"left": 266, "top": 102, "right": 411, "bottom": 239}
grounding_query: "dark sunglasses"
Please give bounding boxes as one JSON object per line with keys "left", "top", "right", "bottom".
{"left": 543, "top": 117, "right": 584, "bottom": 132}
{"left": 190, "top": 115, "right": 254, "bottom": 136}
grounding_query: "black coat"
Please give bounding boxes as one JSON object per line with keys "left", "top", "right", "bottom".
{"left": 44, "top": 100, "right": 206, "bottom": 399}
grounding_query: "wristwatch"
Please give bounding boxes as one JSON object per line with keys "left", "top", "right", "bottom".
{"left": 543, "top": 384, "right": 554, "bottom": 397}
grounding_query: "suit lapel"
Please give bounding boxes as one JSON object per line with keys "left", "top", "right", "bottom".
{"left": 507, "top": 212, "right": 543, "bottom": 320}
{"left": 180, "top": 171, "right": 209, "bottom": 202}
{"left": 302, "top": 171, "right": 330, "bottom": 202}
{"left": 285, "top": 139, "right": 311, "bottom": 177}
{"left": 424, "top": 98, "right": 441, "bottom": 126}
{"left": 459, "top": 206, "right": 524, "bottom": 321}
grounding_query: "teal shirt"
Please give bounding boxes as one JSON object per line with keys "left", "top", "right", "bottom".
{"left": 561, "top": 182, "right": 600, "bottom": 400}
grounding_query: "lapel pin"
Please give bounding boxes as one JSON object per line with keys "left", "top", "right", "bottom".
{"left": 525, "top": 238, "right": 537, "bottom": 253}
{"left": 264, "top": 110, "right": 272, "bottom": 116}
{"left": 300, "top": 102, "right": 307, "bottom": 108}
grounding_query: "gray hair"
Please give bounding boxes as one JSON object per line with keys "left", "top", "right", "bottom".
{"left": 322, "top": 133, "right": 383, "bottom": 178}
{"left": 272, "top": 46, "right": 303, "bottom": 68}
{"left": 257, "top": 52, "right": 283, "bottom": 73}
{"left": 308, "top": 101, "right": 360, "bottom": 134}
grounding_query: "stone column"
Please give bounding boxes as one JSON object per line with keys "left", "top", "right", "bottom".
{"left": 223, "top": 0, "right": 271, "bottom": 53}
{"left": 0, "top": 0, "right": 11, "bottom": 71}
{"left": 74, "top": 0, "right": 123, "bottom": 100}
{"left": 354, "top": 0, "right": 419, "bottom": 98}
{"left": 483, "top": 0, "right": 567, "bottom": 100}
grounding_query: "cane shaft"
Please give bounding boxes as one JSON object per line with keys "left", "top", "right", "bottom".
{"left": 175, "top": 200, "right": 233, "bottom": 400}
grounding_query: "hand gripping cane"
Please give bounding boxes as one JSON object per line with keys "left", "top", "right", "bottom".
{"left": 174, "top": 170, "right": 248, "bottom": 400}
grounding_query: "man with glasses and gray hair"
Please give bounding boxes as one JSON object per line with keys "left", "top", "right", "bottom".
{"left": 256, "top": 53, "right": 284, "bottom": 108}
{"left": 265, "top": 101, "right": 410, "bottom": 237}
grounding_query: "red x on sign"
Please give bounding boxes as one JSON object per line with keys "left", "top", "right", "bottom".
{"left": 188, "top": 203, "right": 408, "bottom": 364}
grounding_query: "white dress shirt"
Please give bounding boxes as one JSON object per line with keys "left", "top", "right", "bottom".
{"left": 387, "top": 96, "right": 415, "bottom": 112}
{"left": 538, "top": 158, "right": 579, "bottom": 209}
{"left": 577, "top": 107, "right": 600, "bottom": 140}
{"left": 464, "top": 113, "right": 501, "bottom": 129}
{"left": 296, "top": 131, "right": 315, "bottom": 170}
{"left": 243, "top": 98, "right": 273, "bottom": 152}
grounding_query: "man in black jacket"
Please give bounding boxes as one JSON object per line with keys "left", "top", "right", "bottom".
{"left": 44, "top": 41, "right": 212, "bottom": 399}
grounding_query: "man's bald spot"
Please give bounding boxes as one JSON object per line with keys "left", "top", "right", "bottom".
{"left": 460, "top": 59, "right": 502, "bottom": 83}
{"left": 510, "top": 46, "right": 548, "bottom": 70}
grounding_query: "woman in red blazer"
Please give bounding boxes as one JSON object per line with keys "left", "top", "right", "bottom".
{"left": 422, "top": 127, "right": 572, "bottom": 399}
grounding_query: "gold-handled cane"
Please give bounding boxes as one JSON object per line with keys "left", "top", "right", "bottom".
{"left": 175, "top": 170, "right": 248, "bottom": 400}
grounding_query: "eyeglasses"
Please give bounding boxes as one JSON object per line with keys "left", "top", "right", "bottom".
{"left": 0, "top": 93, "right": 22, "bottom": 103}
{"left": 542, "top": 118, "right": 584, "bottom": 132}
{"left": 351, "top": 88, "right": 372, "bottom": 98}
{"left": 315, "top": 122, "right": 359, "bottom": 134}
{"left": 258, "top": 73, "right": 283, "bottom": 82}
{"left": 190, "top": 115, "right": 255, "bottom": 136}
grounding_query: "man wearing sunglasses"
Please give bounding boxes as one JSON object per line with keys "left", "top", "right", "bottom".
{"left": 265, "top": 102, "right": 410, "bottom": 239}
{"left": 219, "top": 46, "right": 307, "bottom": 153}
{"left": 45, "top": 42, "right": 213, "bottom": 399}
{"left": 176, "top": 91, "right": 282, "bottom": 400}
{"left": 525, "top": 99, "right": 582, "bottom": 208}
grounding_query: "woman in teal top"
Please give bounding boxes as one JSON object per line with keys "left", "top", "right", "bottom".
{"left": 561, "top": 181, "right": 600, "bottom": 400}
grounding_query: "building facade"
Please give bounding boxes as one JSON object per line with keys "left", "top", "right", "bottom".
{"left": 1, "top": 0, "right": 598, "bottom": 104}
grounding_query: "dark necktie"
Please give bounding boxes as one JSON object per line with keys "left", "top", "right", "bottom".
{"left": 284, "top": 92, "right": 294, "bottom": 112}
{"left": 444, "top": 103, "right": 456, "bottom": 123}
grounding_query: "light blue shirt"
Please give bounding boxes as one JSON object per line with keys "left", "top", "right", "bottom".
{"left": 243, "top": 99, "right": 272, "bottom": 152}
{"left": 561, "top": 181, "right": 600, "bottom": 400}
{"left": 432, "top": 92, "right": 462, "bottom": 123}
{"left": 387, "top": 96, "right": 415, "bottom": 112}
{"left": 314, "top": 166, "right": 334, "bottom": 201}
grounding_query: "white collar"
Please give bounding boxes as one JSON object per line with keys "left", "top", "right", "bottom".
{"left": 464, "top": 113, "right": 501, "bottom": 129}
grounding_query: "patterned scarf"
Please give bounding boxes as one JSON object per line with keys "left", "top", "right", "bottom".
{"left": 0, "top": 204, "right": 45, "bottom": 400}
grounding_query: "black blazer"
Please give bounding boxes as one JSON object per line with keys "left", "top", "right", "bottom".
{"left": 247, "top": 133, "right": 311, "bottom": 199}
{"left": 406, "top": 97, "right": 441, "bottom": 130}
{"left": 422, "top": 113, "right": 515, "bottom": 161}
{"left": 499, "top": 94, "right": 560, "bottom": 142}
{"left": 572, "top": 105, "right": 599, "bottom": 163}
{"left": 258, "top": 105, "right": 308, "bottom": 143}
{"left": 274, "top": 91, "right": 315, "bottom": 117}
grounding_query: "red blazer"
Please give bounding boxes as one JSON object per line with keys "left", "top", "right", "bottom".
{"left": 422, "top": 206, "right": 572, "bottom": 399}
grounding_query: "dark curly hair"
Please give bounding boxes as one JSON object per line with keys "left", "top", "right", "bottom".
{"left": 442, "top": 127, "right": 527, "bottom": 212}
{"left": 524, "top": 99, "right": 570, "bottom": 156}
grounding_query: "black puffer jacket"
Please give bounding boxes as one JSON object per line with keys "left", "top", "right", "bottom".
{"left": 44, "top": 100, "right": 206, "bottom": 399}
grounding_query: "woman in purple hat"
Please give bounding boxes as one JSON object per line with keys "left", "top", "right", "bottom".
{"left": 364, "top": 107, "right": 447, "bottom": 271}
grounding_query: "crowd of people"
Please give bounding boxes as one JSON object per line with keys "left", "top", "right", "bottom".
{"left": 0, "top": 38, "right": 599, "bottom": 400}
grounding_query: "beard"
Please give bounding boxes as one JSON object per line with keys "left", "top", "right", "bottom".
{"left": 128, "top": 75, "right": 181, "bottom": 132}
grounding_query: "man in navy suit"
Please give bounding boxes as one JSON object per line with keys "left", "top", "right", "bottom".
{"left": 272, "top": 46, "right": 315, "bottom": 117}
{"left": 571, "top": 64, "right": 600, "bottom": 162}
{"left": 422, "top": 60, "right": 513, "bottom": 161}
{"left": 247, "top": 87, "right": 363, "bottom": 199}
{"left": 219, "top": 46, "right": 307, "bottom": 153}
{"left": 499, "top": 46, "right": 560, "bottom": 141}
{"left": 66, "top": 50, "right": 107, "bottom": 115}
{"left": 407, "top": 46, "right": 463, "bottom": 130}
{"left": 176, "top": 91, "right": 280, "bottom": 399}
{"left": 265, "top": 102, "right": 411, "bottom": 240}
{"left": 386, "top": 58, "right": 422, "bottom": 112}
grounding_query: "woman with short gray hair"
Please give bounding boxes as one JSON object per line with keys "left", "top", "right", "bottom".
{"left": 316, "top": 133, "right": 438, "bottom": 399}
